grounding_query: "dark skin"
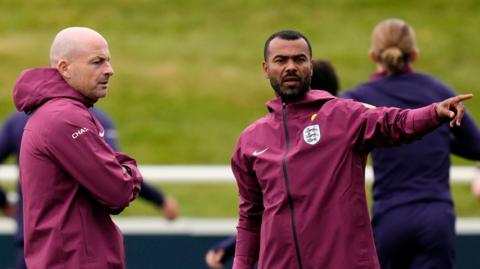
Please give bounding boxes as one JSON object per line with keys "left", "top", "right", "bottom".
{"left": 262, "top": 38, "right": 312, "bottom": 101}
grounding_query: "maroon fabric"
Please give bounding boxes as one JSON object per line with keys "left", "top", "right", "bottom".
{"left": 232, "top": 90, "right": 442, "bottom": 269}
{"left": 13, "top": 68, "right": 142, "bottom": 269}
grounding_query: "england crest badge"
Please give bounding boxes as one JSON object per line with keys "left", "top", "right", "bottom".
{"left": 303, "top": 124, "right": 321, "bottom": 145}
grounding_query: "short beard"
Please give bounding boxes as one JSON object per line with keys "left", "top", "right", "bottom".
{"left": 270, "top": 77, "right": 311, "bottom": 102}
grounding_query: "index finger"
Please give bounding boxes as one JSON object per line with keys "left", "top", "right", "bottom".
{"left": 452, "top": 94, "right": 474, "bottom": 103}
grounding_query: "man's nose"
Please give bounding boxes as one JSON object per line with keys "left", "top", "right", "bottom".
{"left": 105, "top": 62, "right": 114, "bottom": 76}
{"left": 285, "top": 59, "right": 298, "bottom": 72}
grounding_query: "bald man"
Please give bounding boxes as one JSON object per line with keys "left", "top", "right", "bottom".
{"left": 12, "top": 27, "right": 143, "bottom": 269}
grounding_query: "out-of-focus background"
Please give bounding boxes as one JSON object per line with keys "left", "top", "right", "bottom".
{"left": 1, "top": 0, "right": 480, "bottom": 268}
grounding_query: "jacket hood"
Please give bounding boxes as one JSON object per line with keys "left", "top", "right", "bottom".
{"left": 13, "top": 68, "right": 94, "bottom": 113}
{"left": 266, "top": 90, "right": 336, "bottom": 113}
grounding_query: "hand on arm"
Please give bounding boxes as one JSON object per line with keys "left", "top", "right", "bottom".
{"left": 436, "top": 94, "right": 474, "bottom": 127}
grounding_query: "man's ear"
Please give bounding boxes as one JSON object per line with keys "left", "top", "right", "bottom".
{"left": 262, "top": 61, "right": 269, "bottom": 79}
{"left": 56, "top": 59, "right": 71, "bottom": 79}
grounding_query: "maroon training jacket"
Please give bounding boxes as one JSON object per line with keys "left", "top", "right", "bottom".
{"left": 232, "top": 90, "right": 444, "bottom": 269}
{"left": 13, "top": 68, "right": 142, "bottom": 269}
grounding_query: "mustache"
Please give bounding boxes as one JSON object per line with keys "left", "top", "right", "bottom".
{"left": 282, "top": 74, "right": 301, "bottom": 82}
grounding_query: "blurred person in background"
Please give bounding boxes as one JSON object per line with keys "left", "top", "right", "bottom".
{"left": 311, "top": 59, "right": 339, "bottom": 95}
{"left": 340, "top": 18, "right": 480, "bottom": 269}
{"left": 231, "top": 29, "right": 471, "bottom": 269}
{"left": 471, "top": 163, "right": 480, "bottom": 197}
{"left": 12, "top": 26, "right": 143, "bottom": 269}
{"left": 204, "top": 58, "right": 340, "bottom": 269}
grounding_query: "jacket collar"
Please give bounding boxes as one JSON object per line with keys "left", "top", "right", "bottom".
{"left": 266, "top": 90, "right": 336, "bottom": 114}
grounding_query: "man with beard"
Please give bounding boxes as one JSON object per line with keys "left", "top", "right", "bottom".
{"left": 231, "top": 29, "right": 472, "bottom": 269}
{"left": 204, "top": 58, "right": 341, "bottom": 269}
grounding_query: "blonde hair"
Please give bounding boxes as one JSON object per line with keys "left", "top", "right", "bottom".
{"left": 371, "top": 18, "right": 416, "bottom": 74}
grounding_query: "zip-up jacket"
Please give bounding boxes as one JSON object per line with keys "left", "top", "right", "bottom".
{"left": 232, "top": 90, "right": 446, "bottom": 269}
{"left": 0, "top": 110, "right": 166, "bottom": 246}
{"left": 13, "top": 68, "right": 142, "bottom": 269}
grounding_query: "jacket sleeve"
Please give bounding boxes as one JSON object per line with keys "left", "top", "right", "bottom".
{"left": 91, "top": 108, "right": 166, "bottom": 206}
{"left": 232, "top": 137, "right": 262, "bottom": 269}
{"left": 45, "top": 106, "right": 142, "bottom": 213}
{"left": 344, "top": 100, "right": 446, "bottom": 152}
{"left": 139, "top": 182, "right": 165, "bottom": 206}
{"left": 450, "top": 111, "right": 480, "bottom": 160}
{"left": 0, "top": 115, "right": 15, "bottom": 162}
{"left": 0, "top": 187, "right": 7, "bottom": 209}
{"left": 208, "top": 235, "right": 237, "bottom": 264}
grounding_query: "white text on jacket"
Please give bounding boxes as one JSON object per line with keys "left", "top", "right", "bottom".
{"left": 72, "top": 128, "right": 89, "bottom": 139}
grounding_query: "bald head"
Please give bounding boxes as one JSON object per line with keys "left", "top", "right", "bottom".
{"left": 49, "top": 27, "right": 114, "bottom": 102}
{"left": 49, "top": 27, "right": 108, "bottom": 67}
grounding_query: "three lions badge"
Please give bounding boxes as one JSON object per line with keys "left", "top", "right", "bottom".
{"left": 303, "top": 124, "right": 321, "bottom": 145}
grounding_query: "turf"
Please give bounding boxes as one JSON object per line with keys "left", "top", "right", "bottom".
{"left": 1, "top": 0, "right": 480, "bottom": 164}
{"left": 1, "top": 0, "right": 480, "bottom": 217}
{"left": 123, "top": 182, "right": 480, "bottom": 218}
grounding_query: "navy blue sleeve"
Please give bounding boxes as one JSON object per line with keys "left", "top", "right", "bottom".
{"left": 0, "top": 115, "right": 16, "bottom": 162}
{"left": 338, "top": 90, "right": 355, "bottom": 99}
{"left": 91, "top": 108, "right": 120, "bottom": 151}
{"left": 210, "top": 235, "right": 237, "bottom": 263}
{"left": 450, "top": 111, "right": 480, "bottom": 159}
{"left": 0, "top": 187, "right": 7, "bottom": 209}
{"left": 139, "top": 182, "right": 165, "bottom": 206}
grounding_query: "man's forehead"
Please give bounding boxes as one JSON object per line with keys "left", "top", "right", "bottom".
{"left": 268, "top": 38, "right": 310, "bottom": 59}
{"left": 75, "top": 40, "right": 110, "bottom": 58}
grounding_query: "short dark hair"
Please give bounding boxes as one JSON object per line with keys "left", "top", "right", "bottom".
{"left": 263, "top": 30, "right": 312, "bottom": 61}
{"left": 311, "top": 59, "right": 339, "bottom": 96}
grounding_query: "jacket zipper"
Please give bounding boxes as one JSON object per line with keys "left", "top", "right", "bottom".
{"left": 282, "top": 102, "right": 304, "bottom": 269}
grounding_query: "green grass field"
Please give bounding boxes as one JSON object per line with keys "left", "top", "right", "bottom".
{"left": 1, "top": 0, "right": 480, "bottom": 217}
{"left": 103, "top": 182, "right": 480, "bottom": 218}
{"left": 3, "top": 182, "right": 480, "bottom": 217}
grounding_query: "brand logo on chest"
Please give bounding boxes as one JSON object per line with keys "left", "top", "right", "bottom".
{"left": 72, "top": 127, "right": 89, "bottom": 139}
{"left": 303, "top": 124, "right": 321, "bottom": 145}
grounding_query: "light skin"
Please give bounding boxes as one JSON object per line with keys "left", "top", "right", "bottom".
{"left": 205, "top": 249, "right": 225, "bottom": 269}
{"left": 162, "top": 196, "right": 180, "bottom": 220}
{"left": 51, "top": 27, "right": 114, "bottom": 102}
{"left": 471, "top": 165, "right": 480, "bottom": 198}
{"left": 50, "top": 28, "right": 180, "bottom": 221}
{"left": 262, "top": 37, "right": 313, "bottom": 100}
{"left": 471, "top": 162, "right": 480, "bottom": 199}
